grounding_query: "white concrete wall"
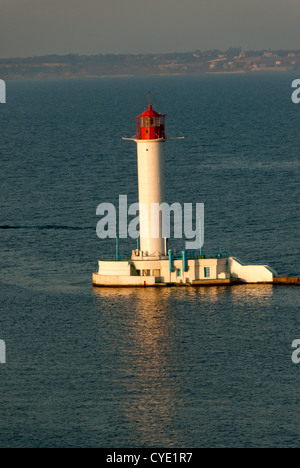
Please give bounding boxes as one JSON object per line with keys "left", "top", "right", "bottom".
{"left": 228, "top": 257, "right": 275, "bottom": 283}
{"left": 93, "top": 273, "right": 156, "bottom": 287}
{"left": 198, "top": 259, "right": 217, "bottom": 280}
{"left": 131, "top": 257, "right": 229, "bottom": 282}
{"left": 217, "top": 258, "right": 230, "bottom": 279}
{"left": 95, "top": 256, "right": 276, "bottom": 286}
{"left": 98, "top": 261, "right": 132, "bottom": 276}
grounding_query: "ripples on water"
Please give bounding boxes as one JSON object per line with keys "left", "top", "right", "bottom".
{"left": 0, "top": 75, "right": 299, "bottom": 447}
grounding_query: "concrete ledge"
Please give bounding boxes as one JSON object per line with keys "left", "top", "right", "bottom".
{"left": 273, "top": 277, "right": 300, "bottom": 285}
{"left": 192, "top": 279, "right": 232, "bottom": 286}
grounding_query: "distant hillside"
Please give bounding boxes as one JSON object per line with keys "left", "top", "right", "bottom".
{"left": 1, "top": 49, "right": 299, "bottom": 79}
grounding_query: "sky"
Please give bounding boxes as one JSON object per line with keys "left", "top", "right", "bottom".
{"left": 0, "top": 0, "right": 299, "bottom": 58}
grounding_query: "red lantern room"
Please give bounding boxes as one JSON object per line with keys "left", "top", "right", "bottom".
{"left": 136, "top": 97, "right": 166, "bottom": 140}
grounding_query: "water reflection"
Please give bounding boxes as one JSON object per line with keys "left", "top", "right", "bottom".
{"left": 93, "top": 288, "right": 184, "bottom": 446}
{"left": 93, "top": 284, "right": 277, "bottom": 447}
{"left": 230, "top": 284, "right": 274, "bottom": 303}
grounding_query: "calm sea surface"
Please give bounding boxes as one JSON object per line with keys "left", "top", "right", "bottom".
{"left": 0, "top": 74, "right": 299, "bottom": 448}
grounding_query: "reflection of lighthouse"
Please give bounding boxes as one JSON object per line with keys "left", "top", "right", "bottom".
{"left": 135, "top": 98, "right": 166, "bottom": 257}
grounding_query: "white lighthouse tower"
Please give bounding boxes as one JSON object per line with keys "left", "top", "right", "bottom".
{"left": 135, "top": 98, "right": 166, "bottom": 257}
{"left": 93, "top": 97, "right": 277, "bottom": 287}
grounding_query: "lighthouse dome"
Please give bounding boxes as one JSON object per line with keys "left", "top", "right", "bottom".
{"left": 140, "top": 105, "right": 160, "bottom": 117}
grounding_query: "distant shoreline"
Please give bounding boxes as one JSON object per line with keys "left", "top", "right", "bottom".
{"left": 1, "top": 49, "right": 299, "bottom": 80}
{"left": 3, "top": 70, "right": 298, "bottom": 82}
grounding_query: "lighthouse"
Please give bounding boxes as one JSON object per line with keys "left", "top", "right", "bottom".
{"left": 135, "top": 98, "right": 166, "bottom": 257}
{"left": 93, "top": 97, "right": 277, "bottom": 287}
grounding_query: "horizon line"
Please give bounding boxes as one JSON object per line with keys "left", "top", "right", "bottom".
{"left": 1, "top": 47, "right": 300, "bottom": 61}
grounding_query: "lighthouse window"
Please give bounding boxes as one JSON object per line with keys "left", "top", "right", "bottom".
{"left": 204, "top": 267, "right": 210, "bottom": 278}
{"left": 177, "top": 269, "right": 181, "bottom": 277}
{"left": 141, "top": 116, "right": 160, "bottom": 127}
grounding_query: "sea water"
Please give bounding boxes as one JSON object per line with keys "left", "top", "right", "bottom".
{"left": 0, "top": 74, "right": 299, "bottom": 447}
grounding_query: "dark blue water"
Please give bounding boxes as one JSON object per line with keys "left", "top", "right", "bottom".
{"left": 0, "top": 74, "right": 299, "bottom": 448}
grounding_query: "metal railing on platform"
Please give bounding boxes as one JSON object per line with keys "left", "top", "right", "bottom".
{"left": 99, "top": 253, "right": 132, "bottom": 262}
{"left": 98, "top": 249, "right": 231, "bottom": 262}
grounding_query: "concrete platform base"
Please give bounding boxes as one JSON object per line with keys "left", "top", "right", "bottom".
{"left": 273, "top": 277, "right": 300, "bottom": 285}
